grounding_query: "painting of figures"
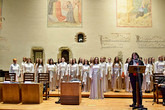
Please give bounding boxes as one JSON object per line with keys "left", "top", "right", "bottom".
{"left": 117, "top": 0, "right": 152, "bottom": 27}
{"left": 0, "top": 0, "right": 2, "bottom": 29}
{"left": 47, "top": 0, "right": 82, "bottom": 27}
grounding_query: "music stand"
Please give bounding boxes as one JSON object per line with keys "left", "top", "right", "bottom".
{"left": 129, "top": 65, "right": 146, "bottom": 109}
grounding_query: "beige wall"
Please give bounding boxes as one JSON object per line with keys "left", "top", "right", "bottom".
{"left": 0, "top": 0, "right": 165, "bottom": 70}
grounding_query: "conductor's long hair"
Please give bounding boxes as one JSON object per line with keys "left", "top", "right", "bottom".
{"left": 131, "top": 52, "right": 140, "bottom": 60}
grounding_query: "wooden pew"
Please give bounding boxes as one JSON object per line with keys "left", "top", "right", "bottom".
{"left": 5, "top": 72, "right": 16, "bottom": 82}
{"left": 38, "top": 73, "right": 50, "bottom": 100}
{"left": 23, "top": 73, "right": 35, "bottom": 82}
{"left": 153, "top": 73, "right": 164, "bottom": 104}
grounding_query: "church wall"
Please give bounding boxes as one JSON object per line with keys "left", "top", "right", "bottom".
{"left": 0, "top": 0, "right": 165, "bottom": 70}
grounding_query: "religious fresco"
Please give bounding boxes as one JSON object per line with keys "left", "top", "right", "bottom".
{"left": 47, "top": 0, "right": 82, "bottom": 27}
{"left": 0, "top": 0, "right": 3, "bottom": 29}
{"left": 117, "top": 0, "right": 152, "bottom": 27}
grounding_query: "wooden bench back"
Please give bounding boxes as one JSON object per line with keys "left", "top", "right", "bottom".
{"left": 5, "top": 72, "right": 16, "bottom": 81}
{"left": 153, "top": 73, "right": 164, "bottom": 84}
{"left": 23, "top": 73, "right": 35, "bottom": 82}
{"left": 38, "top": 73, "right": 49, "bottom": 83}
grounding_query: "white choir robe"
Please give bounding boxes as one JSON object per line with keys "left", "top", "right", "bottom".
{"left": 46, "top": 64, "right": 56, "bottom": 82}
{"left": 9, "top": 64, "right": 20, "bottom": 82}
{"left": 106, "top": 62, "right": 112, "bottom": 90}
{"left": 24, "top": 63, "right": 34, "bottom": 73}
{"left": 151, "top": 62, "right": 156, "bottom": 90}
{"left": 112, "top": 63, "right": 122, "bottom": 91}
{"left": 145, "top": 64, "right": 153, "bottom": 91}
{"left": 34, "top": 63, "right": 38, "bottom": 79}
{"left": 89, "top": 64, "right": 104, "bottom": 99}
{"left": 100, "top": 62, "right": 108, "bottom": 92}
{"left": 155, "top": 61, "right": 165, "bottom": 73}
{"left": 21, "top": 62, "right": 26, "bottom": 80}
{"left": 54, "top": 64, "right": 58, "bottom": 89}
{"left": 78, "top": 63, "right": 83, "bottom": 80}
{"left": 70, "top": 63, "right": 79, "bottom": 79}
{"left": 106, "top": 62, "right": 112, "bottom": 80}
{"left": 57, "top": 62, "right": 67, "bottom": 89}
{"left": 36, "top": 64, "right": 44, "bottom": 82}
{"left": 90, "top": 63, "right": 93, "bottom": 67}
{"left": 88, "top": 63, "right": 93, "bottom": 90}
{"left": 142, "top": 63, "right": 147, "bottom": 91}
{"left": 46, "top": 64, "right": 57, "bottom": 91}
{"left": 67, "top": 64, "right": 71, "bottom": 81}
{"left": 45, "top": 63, "right": 49, "bottom": 73}
{"left": 55, "top": 63, "right": 60, "bottom": 87}
{"left": 124, "top": 63, "right": 131, "bottom": 92}
{"left": 58, "top": 62, "right": 67, "bottom": 81}
{"left": 56, "top": 63, "right": 60, "bottom": 81}
{"left": 81, "top": 65, "right": 90, "bottom": 92}
{"left": 37, "top": 64, "right": 44, "bottom": 73}
{"left": 153, "top": 62, "right": 156, "bottom": 73}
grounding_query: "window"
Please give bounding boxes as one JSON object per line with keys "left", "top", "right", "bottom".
{"left": 75, "top": 32, "right": 86, "bottom": 43}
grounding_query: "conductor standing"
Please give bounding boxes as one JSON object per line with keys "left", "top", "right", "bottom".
{"left": 128, "top": 52, "right": 144, "bottom": 108}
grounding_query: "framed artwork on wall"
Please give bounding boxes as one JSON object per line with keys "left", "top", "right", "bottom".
{"left": 116, "top": 0, "right": 152, "bottom": 27}
{"left": 47, "top": 0, "right": 82, "bottom": 27}
{"left": 0, "top": 0, "right": 3, "bottom": 29}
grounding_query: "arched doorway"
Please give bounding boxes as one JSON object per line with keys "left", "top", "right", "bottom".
{"left": 30, "top": 47, "right": 45, "bottom": 63}
{"left": 57, "top": 47, "right": 73, "bottom": 64}
{"left": 61, "top": 50, "right": 69, "bottom": 63}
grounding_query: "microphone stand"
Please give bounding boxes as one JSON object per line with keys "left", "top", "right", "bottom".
{"left": 55, "top": 85, "right": 60, "bottom": 104}
{"left": 55, "top": 76, "right": 61, "bottom": 104}
{"left": 133, "top": 65, "right": 147, "bottom": 110}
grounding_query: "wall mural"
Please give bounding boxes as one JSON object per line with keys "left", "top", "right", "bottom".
{"left": 0, "top": 0, "right": 3, "bottom": 29}
{"left": 47, "top": 0, "right": 82, "bottom": 27}
{"left": 117, "top": 0, "right": 152, "bottom": 27}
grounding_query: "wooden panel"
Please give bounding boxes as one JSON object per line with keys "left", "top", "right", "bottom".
{"left": 21, "top": 83, "right": 43, "bottom": 104}
{"left": 61, "top": 82, "right": 81, "bottom": 105}
{"left": 61, "top": 96, "right": 80, "bottom": 105}
{"left": 2, "top": 84, "right": 21, "bottom": 103}
{"left": 0, "top": 83, "right": 2, "bottom": 102}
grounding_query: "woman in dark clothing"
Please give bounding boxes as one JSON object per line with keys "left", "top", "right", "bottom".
{"left": 128, "top": 52, "right": 144, "bottom": 108}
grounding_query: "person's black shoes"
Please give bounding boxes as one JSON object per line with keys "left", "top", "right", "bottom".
{"left": 139, "top": 105, "right": 144, "bottom": 108}
{"left": 145, "top": 90, "right": 150, "bottom": 93}
{"left": 130, "top": 104, "right": 144, "bottom": 108}
{"left": 129, "top": 103, "right": 136, "bottom": 107}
